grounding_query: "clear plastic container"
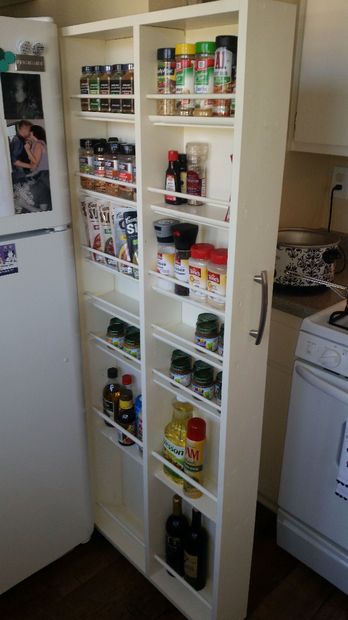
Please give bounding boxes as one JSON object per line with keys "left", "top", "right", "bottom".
{"left": 89, "top": 65, "right": 102, "bottom": 112}
{"left": 213, "top": 35, "right": 238, "bottom": 117}
{"left": 189, "top": 243, "right": 214, "bottom": 300}
{"left": 110, "top": 64, "right": 123, "bottom": 114}
{"left": 186, "top": 142, "right": 209, "bottom": 206}
{"left": 157, "top": 47, "right": 176, "bottom": 116}
{"left": 80, "top": 65, "right": 93, "bottom": 112}
{"left": 194, "top": 41, "right": 216, "bottom": 117}
{"left": 117, "top": 143, "right": 136, "bottom": 200}
{"left": 121, "top": 63, "right": 134, "bottom": 114}
{"left": 175, "top": 44, "right": 195, "bottom": 116}
{"left": 207, "top": 248, "right": 228, "bottom": 309}
{"left": 100, "top": 64, "right": 112, "bottom": 113}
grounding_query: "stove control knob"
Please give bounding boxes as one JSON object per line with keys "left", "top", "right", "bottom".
{"left": 319, "top": 348, "right": 342, "bottom": 368}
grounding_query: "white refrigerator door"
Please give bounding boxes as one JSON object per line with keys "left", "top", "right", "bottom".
{"left": 0, "top": 17, "right": 71, "bottom": 233}
{"left": 0, "top": 228, "right": 92, "bottom": 594}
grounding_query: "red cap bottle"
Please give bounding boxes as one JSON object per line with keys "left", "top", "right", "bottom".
{"left": 122, "top": 374, "right": 133, "bottom": 386}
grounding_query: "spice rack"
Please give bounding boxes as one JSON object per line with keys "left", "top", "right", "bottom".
{"left": 61, "top": 1, "right": 296, "bottom": 618}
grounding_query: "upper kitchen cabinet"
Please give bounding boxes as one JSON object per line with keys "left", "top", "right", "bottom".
{"left": 290, "top": 0, "right": 348, "bottom": 156}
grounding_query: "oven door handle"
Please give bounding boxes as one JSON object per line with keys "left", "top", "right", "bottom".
{"left": 296, "top": 363, "right": 348, "bottom": 406}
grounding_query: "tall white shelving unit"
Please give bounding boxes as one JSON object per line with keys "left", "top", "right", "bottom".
{"left": 60, "top": 2, "right": 296, "bottom": 618}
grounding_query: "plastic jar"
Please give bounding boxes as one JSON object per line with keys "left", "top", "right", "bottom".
{"left": 89, "top": 65, "right": 102, "bottom": 112}
{"left": 80, "top": 65, "right": 93, "bottom": 112}
{"left": 106, "top": 318, "right": 127, "bottom": 348}
{"left": 93, "top": 142, "right": 108, "bottom": 193}
{"left": 191, "top": 362, "right": 215, "bottom": 400}
{"left": 195, "top": 312, "right": 219, "bottom": 351}
{"left": 121, "top": 63, "right": 134, "bottom": 114}
{"left": 104, "top": 142, "right": 119, "bottom": 197}
{"left": 110, "top": 64, "right": 123, "bottom": 113}
{"left": 189, "top": 243, "right": 214, "bottom": 300}
{"left": 186, "top": 142, "right": 209, "bottom": 206}
{"left": 117, "top": 143, "right": 136, "bottom": 200}
{"left": 207, "top": 248, "right": 228, "bottom": 309}
{"left": 218, "top": 323, "right": 224, "bottom": 356}
{"left": 172, "top": 222, "right": 198, "bottom": 297}
{"left": 175, "top": 43, "right": 195, "bottom": 116}
{"left": 215, "top": 371, "right": 222, "bottom": 406}
{"left": 170, "top": 350, "right": 192, "bottom": 387}
{"left": 194, "top": 41, "right": 216, "bottom": 117}
{"left": 157, "top": 47, "right": 176, "bottom": 116}
{"left": 100, "top": 64, "right": 112, "bottom": 112}
{"left": 123, "top": 326, "right": 141, "bottom": 359}
{"left": 153, "top": 218, "right": 179, "bottom": 291}
{"left": 79, "top": 139, "right": 95, "bottom": 175}
{"left": 213, "top": 35, "right": 238, "bottom": 117}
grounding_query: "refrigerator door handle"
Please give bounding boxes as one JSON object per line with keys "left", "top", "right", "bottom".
{"left": 249, "top": 271, "right": 268, "bottom": 345}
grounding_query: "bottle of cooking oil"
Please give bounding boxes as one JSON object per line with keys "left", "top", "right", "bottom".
{"left": 163, "top": 396, "right": 193, "bottom": 483}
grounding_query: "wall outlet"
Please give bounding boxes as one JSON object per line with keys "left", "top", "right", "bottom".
{"left": 331, "top": 167, "right": 348, "bottom": 200}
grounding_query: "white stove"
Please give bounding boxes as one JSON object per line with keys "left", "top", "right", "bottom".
{"left": 278, "top": 300, "right": 348, "bottom": 594}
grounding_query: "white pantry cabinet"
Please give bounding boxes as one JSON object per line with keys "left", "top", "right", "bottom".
{"left": 60, "top": 2, "right": 295, "bottom": 618}
{"left": 290, "top": 0, "right": 348, "bottom": 156}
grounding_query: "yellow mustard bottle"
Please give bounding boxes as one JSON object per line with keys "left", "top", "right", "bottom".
{"left": 163, "top": 396, "right": 193, "bottom": 484}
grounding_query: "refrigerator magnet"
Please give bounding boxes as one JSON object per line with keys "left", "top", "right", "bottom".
{"left": 0, "top": 243, "right": 18, "bottom": 277}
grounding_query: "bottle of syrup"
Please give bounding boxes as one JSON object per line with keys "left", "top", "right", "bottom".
{"left": 165, "top": 150, "right": 182, "bottom": 205}
{"left": 102, "top": 367, "right": 121, "bottom": 427}
{"left": 165, "top": 495, "right": 188, "bottom": 576}
{"left": 184, "top": 508, "right": 208, "bottom": 591}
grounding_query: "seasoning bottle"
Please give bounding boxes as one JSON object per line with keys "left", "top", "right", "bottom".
{"left": 186, "top": 142, "right": 209, "bottom": 206}
{"left": 102, "top": 367, "right": 121, "bottom": 427}
{"left": 195, "top": 312, "right": 219, "bottom": 351}
{"left": 189, "top": 243, "right": 214, "bottom": 300}
{"left": 207, "top": 248, "right": 228, "bottom": 310}
{"left": 194, "top": 41, "right": 216, "bottom": 117}
{"left": 172, "top": 223, "right": 198, "bottom": 297}
{"left": 213, "top": 35, "right": 238, "bottom": 117}
{"left": 184, "top": 417, "right": 206, "bottom": 497}
{"left": 89, "top": 65, "right": 102, "bottom": 112}
{"left": 157, "top": 47, "right": 176, "bottom": 116}
{"left": 215, "top": 371, "right": 222, "bottom": 406}
{"left": 135, "top": 394, "right": 143, "bottom": 451}
{"left": 153, "top": 218, "right": 180, "bottom": 291}
{"left": 170, "top": 350, "right": 192, "bottom": 387}
{"left": 218, "top": 323, "right": 224, "bottom": 356}
{"left": 116, "top": 389, "right": 136, "bottom": 446}
{"left": 175, "top": 43, "right": 195, "bottom": 116}
{"left": 117, "top": 143, "right": 136, "bottom": 201}
{"left": 184, "top": 509, "right": 208, "bottom": 591}
{"left": 178, "top": 153, "right": 187, "bottom": 201}
{"left": 163, "top": 396, "right": 193, "bottom": 483}
{"left": 100, "top": 64, "right": 112, "bottom": 113}
{"left": 79, "top": 139, "right": 94, "bottom": 174}
{"left": 121, "top": 63, "right": 134, "bottom": 114}
{"left": 106, "top": 317, "right": 127, "bottom": 349}
{"left": 80, "top": 65, "right": 93, "bottom": 112}
{"left": 110, "top": 64, "right": 123, "bottom": 113}
{"left": 191, "top": 361, "right": 215, "bottom": 400}
{"left": 104, "top": 141, "right": 120, "bottom": 197}
{"left": 165, "top": 150, "right": 182, "bottom": 205}
{"left": 93, "top": 142, "right": 108, "bottom": 193}
{"left": 123, "top": 326, "right": 141, "bottom": 359}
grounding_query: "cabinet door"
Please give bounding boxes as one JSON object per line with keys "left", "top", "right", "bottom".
{"left": 293, "top": 0, "right": 348, "bottom": 155}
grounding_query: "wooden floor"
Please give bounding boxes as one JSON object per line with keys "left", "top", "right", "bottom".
{"left": 0, "top": 505, "right": 347, "bottom": 620}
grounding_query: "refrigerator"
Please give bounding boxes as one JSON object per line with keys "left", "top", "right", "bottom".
{"left": 0, "top": 16, "right": 92, "bottom": 594}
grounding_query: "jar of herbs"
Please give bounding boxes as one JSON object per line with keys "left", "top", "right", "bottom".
{"left": 100, "top": 64, "right": 112, "bottom": 113}
{"left": 89, "top": 65, "right": 102, "bottom": 112}
{"left": 123, "top": 326, "right": 141, "bottom": 359}
{"left": 170, "top": 350, "right": 192, "bottom": 387}
{"left": 80, "top": 65, "right": 93, "bottom": 112}
{"left": 194, "top": 41, "right": 216, "bottom": 117}
{"left": 110, "top": 64, "right": 123, "bottom": 113}
{"left": 117, "top": 143, "right": 136, "bottom": 200}
{"left": 191, "top": 361, "right": 215, "bottom": 400}
{"left": 195, "top": 313, "right": 219, "bottom": 352}
{"left": 104, "top": 141, "right": 119, "bottom": 197}
{"left": 121, "top": 63, "right": 134, "bottom": 114}
{"left": 175, "top": 43, "right": 195, "bottom": 116}
{"left": 93, "top": 142, "right": 108, "bottom": 193}
{"left": 157, "top": 47, "right": 176, "bottom": 116}
{"left": 106, "top": 318, "right": 127, "bottom": 349}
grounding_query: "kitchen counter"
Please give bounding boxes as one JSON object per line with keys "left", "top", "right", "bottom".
{"left": 272, "top": 234, "right": 348, "bottom": 319}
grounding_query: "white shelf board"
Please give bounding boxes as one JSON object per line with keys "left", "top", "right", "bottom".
{"left": 77, "top": 172, "right": 136, "bottom": 189}
{"left": 89, "top": 334, "right": 141, "bottom": 372}
{"left": 154, "top": 555, "right": 212, "bottom": 609}
{"left": 148, "top": 186, "right": 230, "bottom": 208}
{"left": 150, "top": 566, "right": 211, "bottom": 620}
{"left": 80, "top": 188, "right": 137, "bottom": 209}
{"left": 152, "top": 322, "right": 223, "bottom": 370}
{"left": 148, "top": 114, "right": 234, "bottom": 129}
{"left": 93, "top": 406, "right": 143, "bottom": 448}
{"left": 83, "top": 257, "right": 139, "bottom": 283}
{"left": 92, "top": 341, "right": 141, "bottom": 375}
{"left": 150, "top": 273, "right": 226, "bottom": 319}
{"left": 99, "top": 426, "right": 143, "bottom": 466}
{"left": 95, "top": 503, "right": 145, "bottom": 573}
{"left": 82, "top": 245, "right": 139, "bottom": 274}
{"left": 75, "top": 111, "right": 135, "bottom": 123}
{"left": 150, "top": 202, "right": 230, "bottom": 229}
{"left": 85, "top": 289, "right": 140, "bottom": 326}
{"left": 152, "top": 369, "right": 221, "bottom": 414}
{"left": 153, "top": 464, "right": 217, "bottom": 522}
{"left": 153, "top": 376, "right": 220, "bottom": 422}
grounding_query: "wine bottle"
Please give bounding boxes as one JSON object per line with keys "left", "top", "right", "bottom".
{"left": 184, "top": 509, "right": 208, "bottom": 590}
{"left": 165, "top": 495, "right": 188, "bottom": 576}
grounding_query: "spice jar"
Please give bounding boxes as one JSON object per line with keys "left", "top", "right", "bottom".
{"left": 218, "top": 323, "right": 224, "bottom": 356}
{"left": 195, "top": 312, "right": 219, "bottom": 351}
{"left": 157, "top": 47, "right": 176, "bottom": 116}
{"left": 207, "top": 248, "right": 228, "bottom": 310}
{"left": 121, "top": 63, "right": 134, "bottom": 114}
{"left": 79, "top": 139, "right": 95, "bottom": 175}
{"left": 80, "top": 65, "right": 93, "bottom": 112}
{"left": 191, "top": 361, "right": 215, "bottom": 400}
{"left": 186, "top": 142, "right": 209, "bottom": 206}
{"left": 100, "top": 64, "right": 112, "bottom": 112}
{"left": 172, "top": 223, "right": 199, "bottom": 296}
{"left": 175, "top": 43, "right": 195, "bottom": 116}
{"left": 123, "top": 326, "right": 141, "bottom": 359}
{"left": 104, "top": 141, "right": 119, "bottom": 197}
{"left": 170, "top": 350, "right": 192, "bottom": 387}
{"left": 110, "top": 64, "right": 123, "bottom": 113}
{"left": 89, "top": 65, "right": 102, "bottom": 112}
{"left": 194, "top": 41, "right": 216, "bottom": 117}
{"left": 153, "top": 218, "right": 179, "bottom": 291}
{"left": 117, "top": 143, "right": 136, "bottom": 200}
{"left": 213, "top": 35, "right": 238, "bottom": 117}
{"left": 93, "top": 142, "right": 108, "bottom": 193}
{"left": 189, "top": 243, "right": 214, "bottom": 300}
{"left": 215, "top": 371, "right": 222, "bottom": 406}
{"left": 106, "top": 318, "right": 127, "bottom": 348}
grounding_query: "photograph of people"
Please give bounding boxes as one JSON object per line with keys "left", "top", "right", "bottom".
{"left": 10, "top": 119, "right": 33, "bottom": 183}
{"left": 1, "top": 73, "right": 43, "bottom": 119}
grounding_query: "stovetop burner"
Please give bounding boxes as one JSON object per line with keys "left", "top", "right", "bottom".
{"left": 329, "top": 304, "right": 348, "bottom": 331}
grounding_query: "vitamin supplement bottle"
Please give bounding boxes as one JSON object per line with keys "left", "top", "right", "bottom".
{"left": 89, "top": 65, "right": 102, "bottom": 112}
{"left": 172, "top": 222, "right": 198, "bottom": 296}
{"left": 186, "top": 142, "right": 209, "bottom": 206}
{"left": 116, "top": 389, "right": 136, "bottom": 446}
{"left": 165, "top": 150, "right": 182, "bottom": 205}
{"left": 121, "top": 63, "right": 134, "bottom": 114}
{"left": 207, "top": 248, "right": 228, "bottom": 310}
{"left": 80, "top": 65, "right": 93, "bottom": 112}
{"left": 102, "top": 367, "right": 121, "bottom": 427}
{"left": 110, "top": 64, "right": 123, "bottom": 113}
{"left": 157, "top": 47, "right": 176, "bottom": 116}
{"left": 194, "top": 41, "right": 216, "bottom": 117}
{"left": 188, "top": 243, "right": 214, "bottom": 301}
{"left": 184, "top": 417, "right": 206, "bottom": 498}
{"left": 165, "top": 495, "right": 188, "bottom": 576}
{"left": 175, "top": 44, "right": 195, "bottom": 116}
{"left": 184, "top": 509, "right": 208, "bottom": 591}
{"left": 213, "top": 35, "right": 238, "bottom": 117}
{"left": 153, "top": 218, "right": 179, "bottom": 291}
{"left": 100, "top": 64, "right": 112, "bottom": 113}
{"left": 163, "top": 396, "right": 193, "bottom": 483}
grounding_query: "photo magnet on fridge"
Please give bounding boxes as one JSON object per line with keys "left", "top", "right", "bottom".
{"left": 0, "top": 243, "right": 18, "bottom": 277}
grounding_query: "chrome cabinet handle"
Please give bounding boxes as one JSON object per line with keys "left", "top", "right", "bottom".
{"left": 249, "top": 271, "right": 268, "bottom": 345}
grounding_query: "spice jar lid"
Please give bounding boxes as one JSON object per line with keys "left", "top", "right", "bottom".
{"left": 215, "top": 35, "right": 238, "bottom": 53}
{"left": 175, "top": 43, "right": 195, "bottom": 56}
{"left": 107, "top": 367, "right": 118, "bottom": 379}
{"left": 157, "top": 47, "right": 175, "bottom": 61}
{"left": 193, "top": 366, "right": 214, "bottom": 383}
{"left": 210, "top": 248, "right": 228, "bottom": 265}
{"left": 108, "top": 136, "right": 119, "bottom": 142}
{"left": 94, "top": 65, "right": 104, "bottom": 72}
{"left": 191, "top": 243, "right": 214, "bottom": 260}
{"left": 120, "top": 143, "right": 135, "bottom": 156}
{"left": 104, "top": 64, "right": 112, "bottom": 72}
{"left": 178, "top": 153, "right": 187, "bottom": 164}
{"left": 195, "top": 41, "right": 216, "bottom": 55}
{"left": 122, "top": 374, "right": 132, "bottom": 386}
{"left": 109, "top": 317, "right": 126, "bottom": 325}
{"left": 122, "top": 63, "right": 134, "bottom": 71}
{"left": 197, "top": 312, "right": 219, "bottom": 324}
{"left": 82, "top": 65, "right": 93, "bottom": 72}
{"left": 112, "top": 63, "right": 123, "bottom": 72}
{"left": 187, "top": 417, "right": 206, "bottom": 440}
{"left": 168, "top": 150, "right": 179, "bottom": 161}
{"left": 193, "top": 360, "right": 212, "bottom": 372}
{"left": 171, "top": 355, "right": 191, "bottom": 372}
{"left": 154, "top": 218, "right": 179, "bottom": 242}
{"left": 172, "top": 223, "right": 199, "bottom": 250}
{"left": 125, "top": 326, "right": 140, "bottom": 343}
{"left": 94, "top": 142, "right": 107, "bottom": 154}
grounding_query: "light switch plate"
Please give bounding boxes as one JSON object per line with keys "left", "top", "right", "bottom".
{"left": 331, "top": 167, "right": 348, "bottom": 200}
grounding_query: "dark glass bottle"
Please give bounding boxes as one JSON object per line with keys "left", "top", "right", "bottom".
{"left": 165, "top": 150, "right": 182, "bottom": 205}
{"left": 165, "top": 495, "right": 188, "bottom": 576}
{"left": 102, "top": 367, "right": 121, "bottom": 427}
{"left": 184, "top": 509, "right": 208, "bottom": 590}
